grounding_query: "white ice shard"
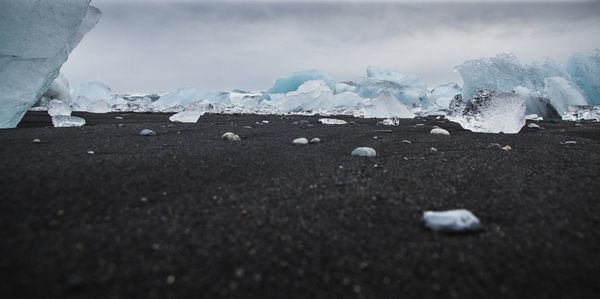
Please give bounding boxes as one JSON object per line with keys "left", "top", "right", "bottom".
{"left": 423, "top": 209, "right": 481, "bottom": 232}
{"left": 47, "top": 100, "right": 72, "bottom": 116}
{"left": 335, "top": 82, "right": 356, "bottom": 94}
{"left": 355, "top": 67, "right": 434, "bottom": 108}
{"left": 562, "top": 105, "right": 600, "bottom": 121}
{"left": 71, "top": 96, "right": 93, "bottom": 112}
{"left": 351, "top": 147, "right": 376, "bottom": 157}
{"left": 153, "top": 88, "right": 231, "bottom": 108}
{"left": 566, "top": 50, "right": 600, "bottom": 105}
{"left": 86, "top": 100, "right": 112, "bottom": 113}
{"left": 169, "top": 102, "right": 206, "bottom": 123}
{"left": 52, "top": 115, "right": 86, "bottom": 128}
{"left": 0, "top": 0, "right": 101, "bottom": 128}
{"left": 41, "top": 73, "right": 71, "bottom": 103}
{"left": 448, "top": 90, "right": 527, "bottom": 134}
{"left": 263, "top": 69, "right": 335, "bottom": 100}
{"left": 513, "top": 86, "right": 560, "bottom": 119}
{"left": 293, "top": 138, "right": 309, "bottom": 145}
{"left": 542, "top": 77, "right": 588, "bottom": 116}
{"left": 273, "top": 80, "right": 333, "bottom": 113}
{"left": 319, "top": 118, "right": 347, "bottom": 125}
{"left": 430, "top": 128, "right": 450, "bottom": 136}
{"left": 360, "top": 92, "right": 415, "bottom": 119}
{"left": 430, "top": 83, "right": 461, "bottom": 110}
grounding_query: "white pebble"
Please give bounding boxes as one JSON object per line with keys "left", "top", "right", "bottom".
{"left": 262, "top": 120, "right": 269, "bottom": 124}
{"left": 87, "top": 150, "right": 95, "bottom": 155}
{"left": 351, "top": 147, "right": 376, "bottom": 157}
{"left": 293, "top": 138, "right": 309, "bottom": 145}
{"left": 139, "top": 129, "right": 156, "bottom": 136}
{"left": 423, "top": 209, "right": 481, "bottom": 232}
{"left": 222, "top": 132, "right": 241, "bottom": 142}
{"left": 310, "top": 138, "right": 321, "bottom": 144}
{"left": 564, "top": 140, "right": 577, "bottom": 145}
{"left": 430, "top": 147, "right": 438, "bottom": 153}
{"left": 401, "top": 140, "right": 412, "bottom": 144}
{"left": 430, "top": 128, "right": 450, "bottom": 136}
{"left": 32, "top": 138, "right": 41, "bottom": 144}
{"left": 527, "top": 123, "right": 540, "bottom": 129}
{"left": 319, "top": 118, "right": 348, "bottom": 125}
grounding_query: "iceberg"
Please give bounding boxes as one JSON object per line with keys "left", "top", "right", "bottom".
{"left": 355, "top": 67, "right": 435, "bottom": 108}
{"left": 153, "top": 88, "right": 230, "bottom": 108}
{"left": 513, "top": 86, "right": 560, "bottom": 119}
{"left": 52, "top": 115, "right": 86, "bottom": 128}
{"left": 448, "top": 90, "right": 527, "bottom": 134}
{"left": 359, "top": 91, "right": 415, "bottom": 119}
{"left": 41, "top": 73, "right": 71, "bottom": 103}
{"left": 262, "top": 69, "right": 335, "bottom": 100}
{"left": 542, "top": 77, "right": 588, "bottom": 116}
{"left": 86, "top": 100, "right": 112, "bottom": 114}
{"left": 71, "top": 81, "right": 112, "bottom": 104}
{"left": 566, "top": 50, "right": 600, "bottom": 105}
{"left": 430, "top": 83, "right": 461, "bottom": 110}
{"left": 0, "top": 0, "right": 101, "bottom": 128}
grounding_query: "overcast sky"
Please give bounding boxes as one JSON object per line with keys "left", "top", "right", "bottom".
{"left": 61, "top": 0, "right": 600, "bottom": 93}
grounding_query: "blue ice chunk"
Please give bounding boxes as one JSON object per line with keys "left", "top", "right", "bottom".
{"left": 430, "top": 83, "right": 461, "bottom": 109}
{"left": 264, "top": 69, "right": 335, "bottom": 97}
{"left": 366, "top": 66, "right": 427, "bottom": 90}
{"left": 152, "top": 88, "right": 231, "bottom": 107}
{"left": 355, "top": 67, "right": 434, "bottom": 108}
{"left": 566, "top": 50, "right": 600, "bottom": 105}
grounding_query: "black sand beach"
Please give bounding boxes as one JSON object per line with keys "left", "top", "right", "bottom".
{"left": 1, "top": 111, "right": 599, "bottom": 298}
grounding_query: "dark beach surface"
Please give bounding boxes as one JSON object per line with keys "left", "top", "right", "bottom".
{"left": 1, "top": 111, "right": 599, "bottom": 298}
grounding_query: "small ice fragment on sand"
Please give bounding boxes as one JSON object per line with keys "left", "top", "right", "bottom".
{"left": 501, "top": 145, "right": 512, "bottom": 151}
{"left": 430, "top": 147, "right": 438, "bottom": 153}
{"left": 169, "top": 109, "right": 205, "bottom": 123}
{"left": 527, "top": 123, "right": 541, "bottom": 129}
{"left": 48, "top": 100, "right": 72, "bottom": 116}
{"left": 319, "top": 118, "right": 347, "bottom": 125}
{"left": 564, "top": 140, "right": 577, "bottom": 145}
{"left": 139, "top": 129, "right": 156, "bottom": 136}
{"left": 87, "top": 150, "right": 94, "bottom": 155}
{"left": 262, "top": 120, "right": 269, "bottom": 124}
{"left": 379, "top": 118, "right": 400, "bottom": 126}
{"left": 33, "top": 139, "right": 41, "bottom": 144}
{"left": 115, "top": 116, "right": 123, "bottom": 120}
{"left": 423, "top": 209, "right": 481, "bottom": 232}
{"left": 401, "top": 140, "right": 412, "bottom": 144}
{"left": 293, "top": 138, "right": 309, "bottom": 145}
{"left": 52, "top": 115, "right": 86, "bottom": 127}
{"left": 525, "top": 114, "right": 538, "bottom": 120}
{"left": 351, "top": 147, "right": 376, "bottom": 157}
{"left": 430, "top": 128, "right": 450, "bottom": 135}
{"left": 222, "top": 132, "right": 241, "bottom": 142}
{"left": 310, "top": 138, "right": 321, "bottom": 144}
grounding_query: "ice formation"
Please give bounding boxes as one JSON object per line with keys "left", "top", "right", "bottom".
{"left": 293, "top": 138, "right": 309, "bottom": 145}
{"left": 423, "top": 209, "right": 481, "bottom": 232}
{"left": 41, "top": 73, "right": 71, "bottom": 103}
{"left": 359, "top": 92, "right": 415, "bottom": 119}
{"left": 513, "top": 86, "right": 560, "bottom": 119}
{"left": 351, "top": 147, "right": 376, "bottom": 157}
{"left": 543, "top": 77, "right": 588, "bottom": 116}
{"left": 169, "top": 101, "right": 207, "bottom": 123}
{"left": 430, "top": 83, "right": 461, "bottom": 110}
{"left": 263, "top": 69, "right": 335, "bottom": 100}
{"left": 355, "top": 67, "right": 435, "bottom": 108}
{"left": 448, "top": 90, "right": 527, "bottom": 134}
{"left": 562, "top": 105, "right": 600, "bottom": 121}
{"left": 566, "top": 50, "right": 600, "bottom": 105}
{"left": 47, "top": 100, "right": 72, "bottom": 117}
{"left": 52, "top": 115, "right": 86, "bottom": 128}
{"left": 319, "top": 118, "right": 347, "bottom": 125}
{"left": 222, "top": 132, "right": 241, "bottom": 142}
{"left": 0, "top": 0, "right": 101, "bottom": 128}
{"left": 153, "top": 88, "right": 231, "bottom": 108}
{"left": 86, "top": 100, "right": 112, "bottom": 114}
{"left": 71, "top": 81, "right": 112, "bottom": 104}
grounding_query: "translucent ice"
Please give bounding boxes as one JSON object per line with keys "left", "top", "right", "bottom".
{"left": 169, "top": 101, "right": 207, "bottom": 123}
{"left": 71, "top": 81, "right": 112, "bottom": 104}
{"left": 542, "top": 77, "right": 588, "bottom": 116}
{"left": 47, "top": 100, "right": 72, "bottom": 116}
{"left": 359, "top": 92, "right": 415, "bottom": 119}
{"left": 513, "top": 86, "right": 560, "bottom": 119}
{"left": 319, "top": 118, "right": 347, "bottom": 125}
{"left": 423, "top": 209, "right": 481, "bottom": 232}
{"left": 86, "top": 100, "right": 112, "bottom": 113}
{"left": 0, "top": 0, "right": 100, "bottom": 128}
{"left": 355, "top": 67, "right": 434, "bottom": 108}
{"left": 566, "top": 50, "right": 600, "bottom": 105}
{"left": 562, "top": 105, "right": 600, "bottom": 121}
{"left": 448, "top": 90, "right": 527, "bottom": 134}
{"left": 430, "top": 83, "right": 461, "bottom": 110}
{"left": 153, "top": 88, "right": 231, "bottom": 108}
{"left": 41, "top": 73, "right": 71, "bottom": 103}
{"left": 52, "top": 115, "right": 86, "bottom": 128}
{"left": 263, "top": 69, "right": 335, "bottom": 99}
{"left": 366, "top": 66, "right": 427, "bottom": 90}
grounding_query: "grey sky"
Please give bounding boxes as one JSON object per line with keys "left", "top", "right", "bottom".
{"left": 62, "top": 1, "right": 600, "bottom": 93}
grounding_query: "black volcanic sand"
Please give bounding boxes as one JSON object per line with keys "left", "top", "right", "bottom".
{"left": 1, "top": 111, "right": 599, "bottom": 299}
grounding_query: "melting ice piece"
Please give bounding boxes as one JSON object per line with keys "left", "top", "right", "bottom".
{"left": 542, "top": 77, "right": 588, "bottom": 116}
{"left": 513, "top": 86, "right": 560, "bottom": 119}
{"left": 566, "top": 50, "right": 600, "bottom": 105}
{"left": 52, "top": 115, "right": 86, "bottom": 127}
{"left": 139, "top": 129, "right": 156, "bottom": 136}
{"left": 361, "top": 92, "right": 415, "bottom": 119}
{"left": 310, "top": 138, "right": 321, "bottom": 144}
{"left": 41, "top": 73, "right": 71, "bottom": 103}
{"left": 430, "top": 83, "right": 461, "bottom": 110}
{"left": 430, "top": 128, "right": 450, "bottom": 135}
{"left": 86, "top": 100, "right": 112, "bottom": 113}
{"left": 351, "top": 147, "right": 376, "bottom": 157}
{"left": 153, "top": 88, "right": 231, "bottom": 108}
{"left": 71, "top": 96, "right": 93, "bottom": 112}
{"left": 355, "top": 67, "right": 434, "bottom": 108}
{"left": 0, "top": 0, "right": 101, "bottom": 128}
{"left": 264, "top": 69, "right": 335, "bottom": 98}
{"left": 423, "top": 209, "right": 481, "bottom": 232}
{"left": 169, "top": 109, "right": 205, "bottom": 123}
{"left": 379, "top": 118, "right": 400, "bottom": 126}
{"left": 562, "top": 105, "right": 600, "bottom": 121}
{"left": 448, "top": 90, "right": 527, "bottom": 134}
{"left": 47, "top": 100, "right": 72, "bottom": 116}
{"left": 71, "top": 81, "right": 112, "bottom": 104}
{"left": 319, "top": 118, "right": 347, "bottom": 125}
{"left": 293, "top": 138, "right": 309, "bottom": 145}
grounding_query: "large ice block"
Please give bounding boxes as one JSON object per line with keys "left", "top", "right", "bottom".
{"left": 153, "top": 88, "right": 231, "bottom": 108}
{"left": 360, "top": 91, "right": 415, "bottom": 119}
{"left": 448, "top": 90, "right": 527, "bottom": 134}
{"left": 566, "top": 50, "right": 600, "bottom": 105}
{"left": 355, "top": 67, "right": 434, "bottom": 108}
{"left": 71, "top": 81, "right": 112, "bottom": 104}
{"left": 542, "top": 77, "right": 588, "bottom": 116}
{"left": 41, "top": 73, "right": 71, "bottom": 103}
{"left": 264, "top": 69, "right": 335, "bottom": 98}
{"left": 0, "top": 0, "right": 101, "bottom": 128}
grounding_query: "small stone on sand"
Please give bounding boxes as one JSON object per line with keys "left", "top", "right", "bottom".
{"left": 430, "top": 128, "right": 450, "bottom": 135}
{"left": 293, "top": 138, "right": 309, "bottom": 145}
{"left": 222, "top": 132, "right": 241, "bottom": 142}
{"left": 351, "top": 147, "right": 376, "bottom": 157}
{"left": 139, "top": 129, "right": 156, "bottom": 136}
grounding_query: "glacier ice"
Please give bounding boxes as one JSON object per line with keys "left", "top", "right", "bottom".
{"left": 153, "top": 88, "right": 231, "bottom": 108}
{"left": 47, "top": 100, "right": 72, "bottom": 117}
{"left": 319, "top": 118, "right": 347, "bottom": 125}
{"left": 86, "top": 100, "right": 112, "bottom": 114}
{"left": 41, "top": 73, "right": 71, "bottom": 103}
{"left": 355, "top": 67, "right": 435, "bottom": 108}
{"left": 71, "top": 81, "right": 112, "bottom": 104}
{"left": 542, "top": 77, "right": 588, "bottom": 116}
{"left": 262, "top": 69, "right": 335, "bottom": 100}
{"left": 566, "top": 50, "right": 600, "bottom": 105}
{"left": 423, "top": 209, "right": 481, "bottom": 232}
{"left": 0, "top": 0, "right": 101, "bottom": 128}
{"left": 359, "top": 92, "right": 415, "bottom": 119}
{"left": 513, "top": 86, "right": 560, "bottom": 119}
{"left": 448, "top": 90, "right": 527, "bottom": 134}
{"left": 52, "top": 115, "right": 86, "bottom": 128}
{"left": 169, "top": 101, "right": 207, "bottom": 123}
{"left": 430, "top": 83, "right": 461, "bottom": 110}
{"left": 562, "top": 105, "right": 600, "bottom": 121}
